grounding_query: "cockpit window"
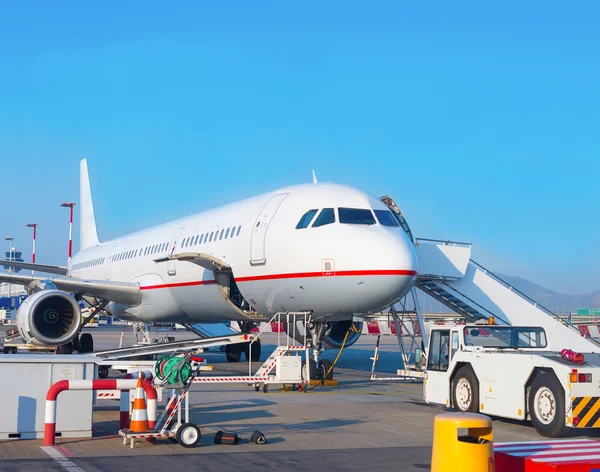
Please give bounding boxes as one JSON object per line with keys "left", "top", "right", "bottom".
{"left": 339, "top": 208, "right": 376, "bottom": 225}
{"left": 374, "top": 209, "right": 400, "bottom": 227}
{"left": 312, "top": 208, "right": 335, "bottom": 227}
{"left": 296, "top": 209, "right": 318, "bottom": 229}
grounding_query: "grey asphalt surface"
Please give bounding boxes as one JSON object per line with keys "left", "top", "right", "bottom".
{"left": 0, "top": 325, "right": 562, "bottom": 471}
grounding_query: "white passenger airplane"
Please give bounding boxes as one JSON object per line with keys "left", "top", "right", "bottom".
{"left": 0, "top": 160, "right": 418, "bottom": 376}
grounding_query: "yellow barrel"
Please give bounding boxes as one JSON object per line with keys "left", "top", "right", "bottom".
{"left": 431, "top": 412, "right": 495, "bottom": 472}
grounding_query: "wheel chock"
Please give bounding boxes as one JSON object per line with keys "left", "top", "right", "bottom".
{"left": 250, "top": 430, "right": 267, "bottom": 444}
{"left": 214, "top": 431, "right": 239, "bottom": 445}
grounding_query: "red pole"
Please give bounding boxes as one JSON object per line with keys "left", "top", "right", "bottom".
{"left": 68, "top": 205, "right": 73, "bottom": 263}
{"left": 26, "top": 223, "right": 38, "bottom": 275}
{"left": 60, "top": 203, "right": 76, "bottom": 265}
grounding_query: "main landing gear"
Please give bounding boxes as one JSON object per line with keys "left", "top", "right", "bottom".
{"left": 55, "top": 332, "right": 95, "bottom": 355}
{"left": 225, "top": 340, "right": 261, "bottom": 362}
{"left": 226, "top": 321, "right": 262, "bottom": 363}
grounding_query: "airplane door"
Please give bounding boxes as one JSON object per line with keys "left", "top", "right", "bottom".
{"left": 250, "top": 193, "right": 288, "bottom": 265}
{"left": 167, "top": 227, "right": 185, "bottom": 276}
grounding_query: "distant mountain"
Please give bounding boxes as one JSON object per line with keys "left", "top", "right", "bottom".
{"left": 416, "top": 273, "right": 600, "bottom": 315}
{"left": 498, "top": 275, "right": 600, "bottom": 315}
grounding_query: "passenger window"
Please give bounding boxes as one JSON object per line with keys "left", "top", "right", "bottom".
{"left": 339, "top": 208, "right": 376, "bottom": 225}
{"left": 209, "top": 232, "right": 214, "bottom": 242}
{"left": 225, "top": 228, "right": 230, "bottom": 239}
{"left": 237, "top": 226, "right": 241, "bottom": 236}
{"left": 296, "top": 209, "right": 318, "bottom": 229}
{"left": 220, "top": 229, "right": 224, "bottom": 240}
{"left": 374, "top": 209, "right": 400, "bottom": 227}
{"left": 194, "top": 235, "right": 199, "bottom": 245}
{"left": 427, "top": 330, "right": 450, "bottom": 372}
{"left": 312, "top": 208, "right": 335, "bottom": 227}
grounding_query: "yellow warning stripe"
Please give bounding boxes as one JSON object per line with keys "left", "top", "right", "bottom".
{"left": 573, "top": 397, "right": 592, "bottom": 418}
{"left": 579, "top": 398, "right": 600, "bottom": 428}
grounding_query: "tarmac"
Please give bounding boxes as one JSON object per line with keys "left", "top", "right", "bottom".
{"left": 0, "top": 325, "right": 588, "bottom": 471}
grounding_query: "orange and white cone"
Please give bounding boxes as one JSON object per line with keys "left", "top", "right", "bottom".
{"left": 129, "top": 372, "right": 150, "bottom": 432}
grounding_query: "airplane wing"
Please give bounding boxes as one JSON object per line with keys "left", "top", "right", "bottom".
{"left": 154, "top": 252, "right": 231, "bottom": 272}
{"left": 0, "top": 259, "right": 68, "bottom": 275}
{"left": 0, "top": 272, "right": 141, "bottom": 306}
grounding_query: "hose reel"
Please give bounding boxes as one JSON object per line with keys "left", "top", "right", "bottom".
{"left": 155, "top": 354, "right": 193, "bottom": 386}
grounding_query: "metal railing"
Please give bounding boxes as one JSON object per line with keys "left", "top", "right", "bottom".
{"left": 415, "top": 237, "right": 472, "bottom": 248}
{"left": 248, "top": 311, "right": 310, "bottom": 377}
{"left": 469, "top": 259, "right": 600, "bottom": 347}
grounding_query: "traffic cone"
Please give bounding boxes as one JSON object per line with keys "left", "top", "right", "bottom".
{"left": 129, "top": 372, "right": 150, "bottom": 432}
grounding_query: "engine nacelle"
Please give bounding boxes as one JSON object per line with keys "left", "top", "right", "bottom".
{"left": 17, "top": 290, "right": 82, "bottom": 346}
{"left": 285, "top": 319, "right": 363, "bottom": 349}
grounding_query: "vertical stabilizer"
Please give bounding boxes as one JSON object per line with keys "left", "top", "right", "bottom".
{"left": 80, "top": 159, "right": 100, "bottom": 249}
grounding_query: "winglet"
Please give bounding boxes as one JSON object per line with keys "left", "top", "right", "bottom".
{"left": 80, "top": 159, "right": 100, "bottom": 249}
{"left": 312, "top": 169, "right": 318, "bottom": 184}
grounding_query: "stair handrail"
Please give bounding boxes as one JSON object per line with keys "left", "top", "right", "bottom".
{"left": 417, "top": 279, "right": 510, "bottom": 325}
{"left": 469, "top": 260, "right": 560, "bottom": 320}
{"left": 415, "top": 237, "right": 472, "bottom": 248}
{"left": 248, "top": 311, "right": 311, "bottom": 377}
{"left": 468, "top": 260, "right": 600, "bottom": 346}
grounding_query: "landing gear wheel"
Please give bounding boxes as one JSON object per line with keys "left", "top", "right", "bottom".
{"left": 244, "top": 341, "right": 261, "bottom": 362}
{"left": 452, "top": 367, "right": 479, "bottom": 413}
{"left": 255, "top": 385, "right": 260, "bottom": 392}
{"left": 302, "top": 359, "right": 317, "bottom": 380}
{"left": 98, "top": 365, "right": 109, "bottom": 379}
{"left": 319, "top": 359, "right": 333, "bottom": 380}
{"left": 529, "top": 372, "right": 567, "bottom": 437}
{"left": 176, "top": 422, "right": 201, "bottom": 448}
{"left": 55, "top": 342, "right": 73, "bottom": 355}
{"left": 79, "top": 333, "right": 94, "bottom": 353}
{"left": 225, "top": 343, "right": 242, "bottom": 362}
{"left": 263, "top": 384, "right": 268, "bottom": 393}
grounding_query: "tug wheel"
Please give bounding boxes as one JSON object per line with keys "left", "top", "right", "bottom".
{"left": 529, "top": 372, "right": 567, "bottom": 438}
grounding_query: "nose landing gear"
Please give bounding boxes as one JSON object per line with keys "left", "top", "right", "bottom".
{"left": 304, "top": 321, "right": 335, "bottom": 381}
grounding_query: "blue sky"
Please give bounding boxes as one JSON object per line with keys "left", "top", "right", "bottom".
{"left": 1, "top": 1, "right": 598, "bottom": 294}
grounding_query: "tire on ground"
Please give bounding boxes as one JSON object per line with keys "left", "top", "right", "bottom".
{"left": 176, "top": 422, "right": 201, "bottom": 448}
{"left": 79, "top": 333, "right": 94, "bottom": 353}
{"left": 302, "top": 359, "right": 317, "bottom": 380}
{"left": 452, "top": 366, "right": 479, "bottom": 413}
{"left": 319, "top": 359, "right": 333, "bottom": 380}
{"left": 226, "top": 343, "right": 242, "bottom": 362}
{"left": 529, "top": 371, "right": 567, "bottom": 438}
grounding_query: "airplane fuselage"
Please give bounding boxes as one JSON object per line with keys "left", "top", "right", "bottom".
{"left": 69, "top": 183, "right": 418, "bottom": 324}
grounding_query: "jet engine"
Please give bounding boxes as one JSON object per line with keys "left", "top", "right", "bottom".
{"left": 16, "top": 290, "right": 82, "bottom": 346}
{"left": 285, "top": 319, "right": 363, "bottom": 349}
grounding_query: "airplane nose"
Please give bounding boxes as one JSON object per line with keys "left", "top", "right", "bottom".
{"left": 355, "top": 230, "right": 418, "bottom": 312}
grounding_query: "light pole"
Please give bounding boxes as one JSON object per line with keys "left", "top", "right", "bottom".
{"left": 60, "top": 202, "right": 76, "bottom": 265}
{"left": 26, "top": 223, "right": 38, "bottom": 276}
{"left": 4, "top": 236, "right": 14, "bottom": 297}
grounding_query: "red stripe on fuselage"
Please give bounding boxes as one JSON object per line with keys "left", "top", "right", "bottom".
{"left": 235, "top": 269, "right": 417, "bottom": 282}
{"left": 139, "top": 269, "right": 417, "bottom": 291}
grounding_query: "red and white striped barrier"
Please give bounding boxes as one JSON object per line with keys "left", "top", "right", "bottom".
{"left": 579, "top": 325, "right": 600, "bottom": 340}
{"left": 494, "top": 439, "right": 600, "bottom": 471}
{"left": 193, "top": 376, "right": 269, "bottom": 383}
{"left": 44, "top": 376, "right": 157, "bottom": 446}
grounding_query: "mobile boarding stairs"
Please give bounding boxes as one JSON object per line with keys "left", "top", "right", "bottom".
{"left": 372, "top": 238, "right": 600, "bottom": 379}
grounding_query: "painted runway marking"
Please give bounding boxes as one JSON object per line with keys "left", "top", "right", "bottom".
{"left": 41, "top": 446, "right": 85, "bottom": 472}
